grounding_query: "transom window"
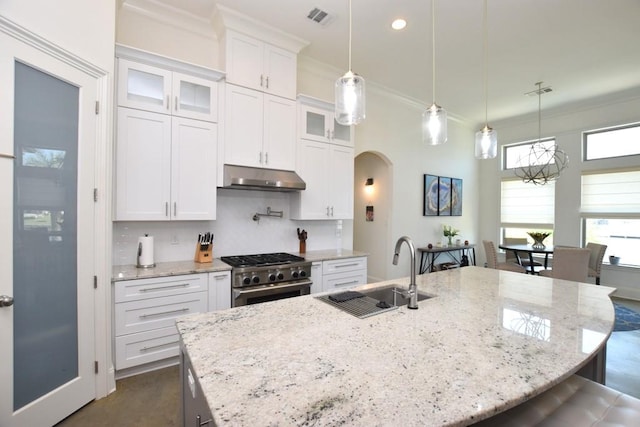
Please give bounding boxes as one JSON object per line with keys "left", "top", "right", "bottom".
{"left": 584, "top": 123, "right": 640, "bottom": 161}
{"left": 503, "top": 138, "right": 556, "bottom": 170}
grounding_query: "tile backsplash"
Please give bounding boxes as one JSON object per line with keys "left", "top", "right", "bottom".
{"left": 113, "top": 188, "right": 353, "bottom": 266}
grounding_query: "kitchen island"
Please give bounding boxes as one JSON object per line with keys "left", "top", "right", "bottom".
{"left": 176, "top": 266, "right": 615, "bottom": 426}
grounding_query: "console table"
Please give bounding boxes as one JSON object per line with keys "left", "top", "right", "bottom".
{"left": 417, "top": 244, "right": 476, "bottom": 274}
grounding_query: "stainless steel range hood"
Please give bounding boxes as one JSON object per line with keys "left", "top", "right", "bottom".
{"left": 222, "top": 164, "right": 306, "bottom": 191}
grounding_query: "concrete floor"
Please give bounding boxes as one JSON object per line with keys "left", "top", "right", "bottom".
{"left": 55, "top": 365, "right": 180, "bottom": 427}
{"left": 56, "top": 298, "right": 640, "bottom": 426}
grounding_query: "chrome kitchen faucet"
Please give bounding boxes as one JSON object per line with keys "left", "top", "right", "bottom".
{"left": 392, "top": 236, "right": 418, "bottom": 309}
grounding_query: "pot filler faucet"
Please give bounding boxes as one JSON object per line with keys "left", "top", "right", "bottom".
{"left": 392, "top": 236, "right": 418, "bottom": 309}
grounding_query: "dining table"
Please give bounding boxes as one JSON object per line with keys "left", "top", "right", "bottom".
{"left": 499, "top": 243, "right": 554, "bottom": 274}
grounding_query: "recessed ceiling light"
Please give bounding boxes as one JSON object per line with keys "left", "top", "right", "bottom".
{"left": 391, "top": 18, "right": 407, "bottom": 30}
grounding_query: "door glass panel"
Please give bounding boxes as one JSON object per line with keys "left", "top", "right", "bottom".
{"left": 127, "top": 68, "right": 164, "bottom": 106}
{"left": 179, "top": 80, "right": 210, "bottom": 113}
{"left": 13, "top": 62, "right": 79, "bottom": 410}
{"left": 306, "top": 110, "right": 326, "bottom": 137}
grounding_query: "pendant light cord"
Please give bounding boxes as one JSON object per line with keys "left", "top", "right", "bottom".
{"left": 483, "top": 0, "right": 488, "bottom": 125}
{"left": 348, "top": 0, "right": 353, "bottom": 72}
{"left": 432, "top": 0, "right": 436, "bottom": 103}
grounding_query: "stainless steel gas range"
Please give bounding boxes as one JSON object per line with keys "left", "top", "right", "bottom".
{"left": 220, "top": 253, "right": 312, "bottom": 307}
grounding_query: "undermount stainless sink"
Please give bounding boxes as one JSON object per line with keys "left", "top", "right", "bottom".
{"left": 360, "top": 284, "right": 432, "bottom": 307}
{"left": 316, "top": 285, "right": 433, "bottom": 319}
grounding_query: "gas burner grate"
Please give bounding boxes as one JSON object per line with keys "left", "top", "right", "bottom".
{"left": 221, "top": 252, "right": 305, "bottom": 268}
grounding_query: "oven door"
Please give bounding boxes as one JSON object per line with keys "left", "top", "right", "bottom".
{"left": 232, "top": 279, "right": 312, "bottom": 307}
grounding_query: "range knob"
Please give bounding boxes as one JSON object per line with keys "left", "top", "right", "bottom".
{"left": 277, "top": 272, "right": 284, "bottom": 280}
{"left": 252, "top": 275, "right": 260, "bottom": 284}
{"left": 268, "top": 273, "right": 277, "bottom": 282}
{"left": 292, "top": 271, "right": 299, "bottom": 278}
{"left": 242, "top": 276, "right": 251, "bottom": 285}
{"left": 299, "top": 270, "right": 307, "bottom": 278}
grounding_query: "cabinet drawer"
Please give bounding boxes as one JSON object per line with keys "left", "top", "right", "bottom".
{"left": 115, "top": 326, "right": 180, "bottom": 370}
{"left": 115, "top": 292, "right": 207, "bottom": 336}
{"left": 115, "top": 274, "right": 207, "bottom": 303}
{"left": 323, "top": 270, "right": 367, "bottom": 291}
{"left": 323, "top": 257, "right": 367, "bottom": 275}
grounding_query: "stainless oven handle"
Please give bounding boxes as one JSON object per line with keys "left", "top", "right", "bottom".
{"left": 233, "top": 279, "right": 312, "bottom": 296}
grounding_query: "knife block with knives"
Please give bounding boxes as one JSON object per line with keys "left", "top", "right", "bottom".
{"left": 194, "top": 232, "right": 213, "bottom": 263}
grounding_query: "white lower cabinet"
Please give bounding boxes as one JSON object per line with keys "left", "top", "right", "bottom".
{"left": 208, "top": 270, "right": 231, "bottom": 311}
{"left": 114, "top": 272, "right": 229, "bottom": 372}
{"left": 321, "top": 257, "right": 368, "bottom": 293}
{"left": 309, "top": 261, "right": 323, "bottom": 294}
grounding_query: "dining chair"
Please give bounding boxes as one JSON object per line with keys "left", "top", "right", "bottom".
{"left": 483, "top": 240, "right": 527, "bottom": 273}
{"left": 503, "top": 237, "right": 543, "bottom": 268}
{"left": 586, "top": 242, "right": 607, "bottom": 285}
{"left": 539, "top": 247, "right": 590, "bottom": 282}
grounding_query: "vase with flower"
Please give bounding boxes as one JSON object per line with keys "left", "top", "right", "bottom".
{"left": 443, "top": 225, "right": 459, "bottom": 247}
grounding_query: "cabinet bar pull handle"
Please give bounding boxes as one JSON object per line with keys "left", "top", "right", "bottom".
{"left": 175, "top": 96, "right": 179, "bottom": 111}
{"left": 264, "top": 152, "right": 268, "bottom": 165}
{"left": 326, "top": 206, "right": 330, "bottom": 216}
{"left": 260, "top": 74, "right": 264, "bottom": 87}
{"left": 334, "top": 280, "right": 359, "bottom": 287}
{"left": 265, "top": 76, "right": 269, "bottom": 89}
{"left": 165, "top": 202, "right": 169, "bottom": 217}
{"left": 139, "top": 307, "right": 190, "bottom": 318}
{"left": 140, "top": 340, "right": 179, "bottom": 352}
{"left": 174, "top": 202, "right": 177, "bottom": 217}
{"left": 326, "top": 129, "right": 330, "bottom": 139}
{"left": 331, "top": 206, "right": 334, "bottom": 216}
{"left": 139, "top": 283, "right": 190, "bottom": 292}
{"left": 166, "top": 95, "right": 170, "bottom": 110}
{"left": 334, "top": 263, "right": 359, "bottom": 268}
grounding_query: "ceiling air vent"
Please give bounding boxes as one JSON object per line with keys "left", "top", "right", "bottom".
{"left": 307, "top": 7, "right": 334, "bottom": 26}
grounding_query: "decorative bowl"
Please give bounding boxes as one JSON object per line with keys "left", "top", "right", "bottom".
{"left": 528, "top": 232, "right": 551, "bottom": 249}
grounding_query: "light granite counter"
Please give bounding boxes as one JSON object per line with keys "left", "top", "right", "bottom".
{"left": 176, "top": 266, "right": 615, "bottom": 426}
{"left": 112, "top": 259, "right": 231, "bottom": 282}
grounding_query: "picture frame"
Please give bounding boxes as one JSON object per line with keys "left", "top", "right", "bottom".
{"left": 451, "top": 178, "right": 463, "bottom": 216}
{"left": 423, "top": 174, "right": 439, "bottom": 216}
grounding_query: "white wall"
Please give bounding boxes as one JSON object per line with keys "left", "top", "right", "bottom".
{"left": 479, "top": 89, "right": 640, "bottom": 299}
{"left": 1, "top": 0, "right": 115, "bottom": 72}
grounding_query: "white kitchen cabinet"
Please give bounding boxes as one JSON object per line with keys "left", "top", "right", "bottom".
{"left": 290, "top": 140, "right": 354, "bottom": 220}
{"left": 224, "top": 83, "right": 296, "bottom": 171}
{"left": 309, "top": 261, "right": 323, "bottom": 294}
{"left": 208, "top": 270, "right": 231, "bottom": 311}
{"left": 298, "top": 96, "right": 352, "bottom": 146}
{"left": 115, "top": 108, "right": 217, "bottom": 221}
{"left": 117, "top": 58, "right": 219, "bottom": 122}
{"left": 223, "top": 30, "right": 297, "bottom": 100}
{"left": 114, "top": 274, "right": 209, "bottom": 370}
{"left": 321, "top": 257, "right": 368, "bottom": 293}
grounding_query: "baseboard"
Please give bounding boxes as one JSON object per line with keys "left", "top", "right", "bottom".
{"left": 114, "top": 357, "right": 179, "bottom": 380}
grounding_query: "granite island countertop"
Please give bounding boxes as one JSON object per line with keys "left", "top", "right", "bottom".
{"left": 176, "top": 266, "right": 615, "bottom": 426}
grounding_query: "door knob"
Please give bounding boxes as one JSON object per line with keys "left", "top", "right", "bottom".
{"left": 0, "top": 295, "right": 14, "bottom": 307}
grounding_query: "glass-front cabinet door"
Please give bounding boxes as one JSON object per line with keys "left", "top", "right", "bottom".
{"left": 117, "top": 58, "right": 218, "bottom": 122}
{"left": 298, "top": 96, "right": 352, "bottom": 146}
{"left": 117, "top": 58, "right": 172, "bottom": 114}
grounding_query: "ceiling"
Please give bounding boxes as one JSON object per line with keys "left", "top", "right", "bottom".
{"left": 149, "top": 0, "right": 640, "bottom": 128}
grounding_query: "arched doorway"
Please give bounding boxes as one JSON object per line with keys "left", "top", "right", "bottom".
{"left": 354, "top": 151, "right": 393, "bottom": 282}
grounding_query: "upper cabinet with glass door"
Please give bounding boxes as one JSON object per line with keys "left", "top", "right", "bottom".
{"left": 116, "top": 46, "right": 225, "bottom": 122}
{"left": 298, "top": 95, "right": 353, "bottom": 147}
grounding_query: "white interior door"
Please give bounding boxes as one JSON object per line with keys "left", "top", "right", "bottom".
{"left": 0, "top": 32, "right": 97, "bottom": 427}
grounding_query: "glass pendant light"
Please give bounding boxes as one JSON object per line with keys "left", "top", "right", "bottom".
{"left": 475, "top": 0, "right": 497, "bottom": 159}
{"left": 423, "top": 0, "right": 447, "bottom": 145}
{"left": 335, "top": 0, "right": 365, "bottom": 125}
